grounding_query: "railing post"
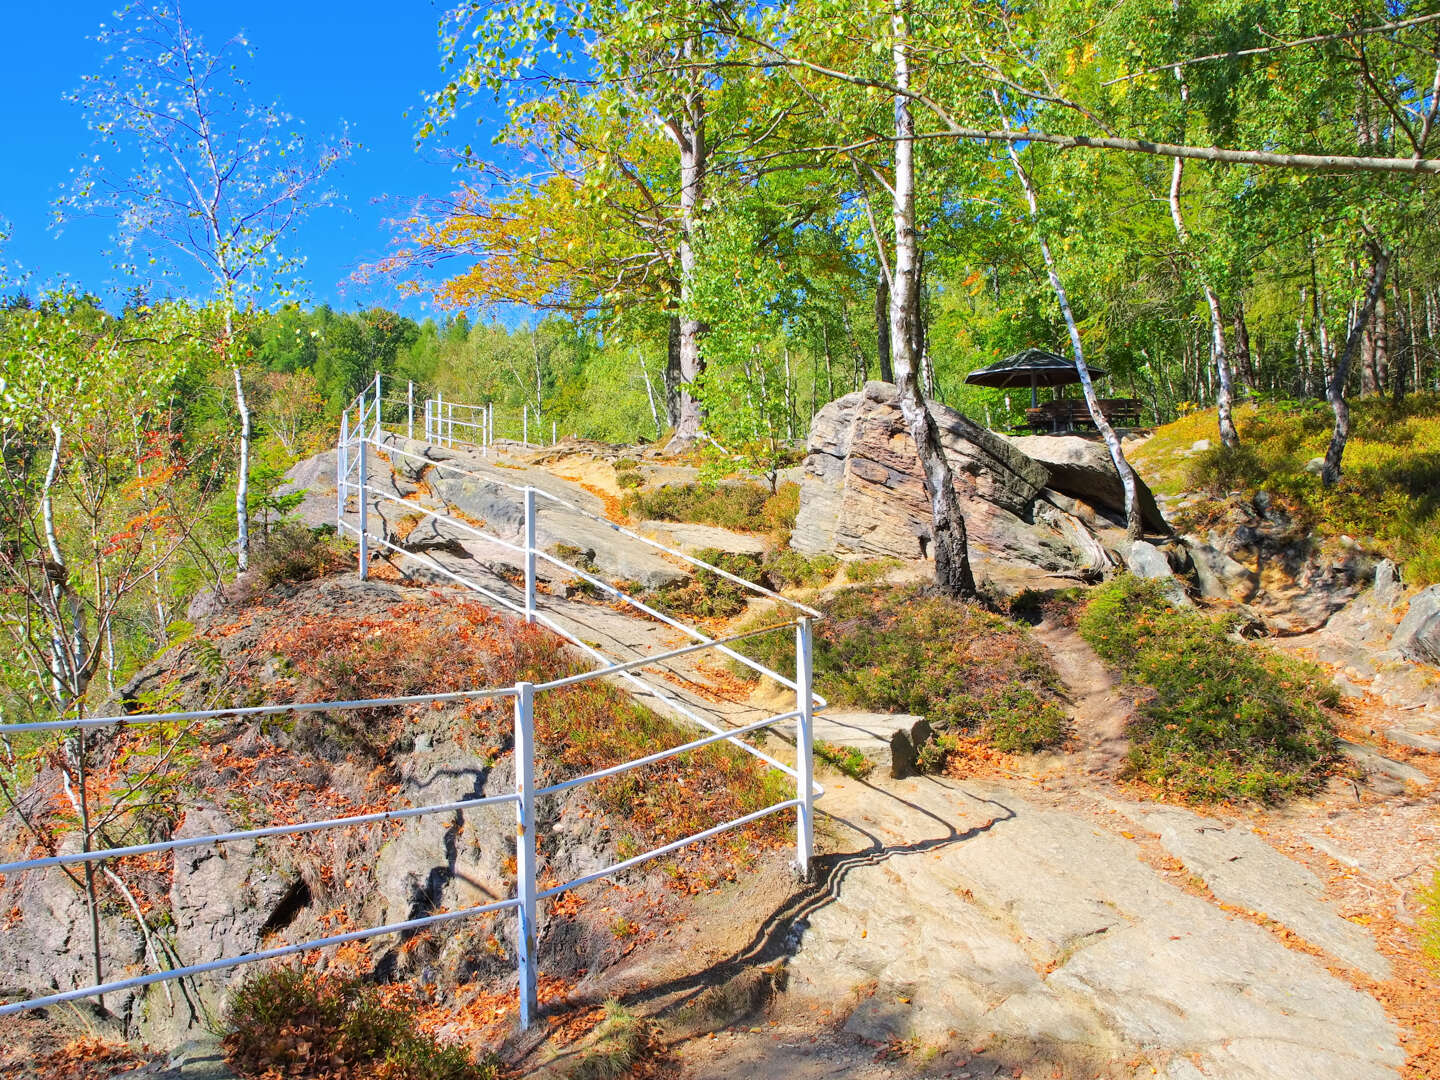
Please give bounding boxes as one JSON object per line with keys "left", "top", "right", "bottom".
{"left": 448, "top": 400, "right": 454, "bottom": 447}
{"left": 407, "top": 381, "right": 414, "bottom": 441}
{"left": 337, "top": 411, "right": 348, "bottom": 524}
{"left": 357, "top": 433, "right": 369, "bottom": 580}
{"left": 437, "top": 390, "right": 444, "bottom": 446}
{"left": 513, "top": 681, "right": 539, "bottom": 1029}
{"left": 524, "top": 487, "right": 537, "bottom": 623}
{"left": 373, "top": 372, "right": 382, "bottom": 438}
{"left": 795, "top": 616, "right": 815, "bottom": 881}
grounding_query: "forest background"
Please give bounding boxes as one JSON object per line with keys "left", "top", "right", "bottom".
{"left": 3, "top": 0, "right": 1440, "bottom": 725}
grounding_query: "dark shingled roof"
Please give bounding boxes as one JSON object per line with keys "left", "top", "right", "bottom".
{"left": 963, "top": 348, "right": 1107, "bottom": 389}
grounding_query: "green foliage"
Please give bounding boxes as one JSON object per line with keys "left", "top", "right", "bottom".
{"left": 566, "top": 1000, "right": 649, "bottom": 1080}
{"left": 622, "top": 481, "right": 802, "bottom": 543}
{"left": 844, "top": 557, "right": 902, "bottom": 584}
{"left": 643, "top": 548, "right": 838, "bottom": 620}
{"left": 250, "top": 523, "right": 350, "bottom": 588}
{"left": 735, "top": 586, "right": 1068, "bottom": 753}
{"left": 815, "top": 740, "right": 874, "bottom": 779}
{"left": 1078, "top": 576, "right": 1340, "bottom": 802}
{"left": 225, "top": 967, "right": 499, "bottom": 1080}
{"left": 1136, "top": 397, "right": 1440, "bottom": 585}
{"left": 623, "top": 483, "right": 770, "bottom": 531}
{"left": 1421, "top": 863, "right": 1440, "bottom": 975}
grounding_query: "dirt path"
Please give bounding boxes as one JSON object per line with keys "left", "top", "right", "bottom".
{"left": 1027, "top": 617, "right": 1132, "bottom": 783}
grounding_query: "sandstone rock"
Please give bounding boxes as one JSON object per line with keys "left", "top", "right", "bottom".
{"left": 1372, "top": 559, "right": 1403, "bottom": 609}
{"left": 1184, "top": 537, "right": 1257, "bottom": 602}
{"left": 1113, "top": 805, "right": 1389, "bottom": 979}
{"left": 1008, "top": 434, "right": 1168, "bottom": 532}
{"left": 1391, "top": 584, "right": 1440, "bottom": 666}
{"left": 636, "top": 520, "right": 769, "bottom": 556}
{"left": 1122, "top": 540, "right": 1192, "bottom": 606}
{"left": 1178, "top": 496, "right": 1374, "bottom": 634}
{"left": 426, "top": 468, "right": 686, "bottom": 589}
{"left": 793, "top": 383, "right": 1124, "bottom": 580}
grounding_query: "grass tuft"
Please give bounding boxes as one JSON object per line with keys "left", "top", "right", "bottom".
{"left": 1077, "top": 575, "right": 1340, "bottom": 802}
{"left": 251, "top": 522, "right": 349, "bottom": 588}
{"left": 734, "top": 586, "right": 1068, "bottom": 755}
{"left": 566, "top": 1000, "right": 649, "bottom": 1080}
{"left": 622, "top": 481, "right": 800, "bottom": 541}
{"left": 225, "top": 967, "right": 499, "bottom": 1079}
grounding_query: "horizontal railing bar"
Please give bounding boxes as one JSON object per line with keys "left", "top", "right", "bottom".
{"left": 0, "top": 683, "right": 516, "bottom": 736}
{"left": 350, "top": 474, "right": 825, "bottom": 706}
{"left": 372, "top": 434, "right": 820, "bottom": 618}
{"left": 345, "top": 529, "right": 805, "bottom": 780}
{"left": 537, "top": 799, "right": 802, "bottom": 901}
{"left": 530, "top": 622, "right": 799, "bottom": 694}
{"left": 356, "top": 483, "right": 530, "bottom": 558}
{"left": 336, "top": 522, "right": 528, "bottom": 615}
{"left": 536, "top": 710, "right": 801, "bottom": 800}
{"left": 0, "top": 791, "right": 521, "bottom": 876}
{"left": 531, "top": 549, "right": 820, "bottom": 699}
{"left": 0, "top": 895, "right": 521, "bottom": 1018}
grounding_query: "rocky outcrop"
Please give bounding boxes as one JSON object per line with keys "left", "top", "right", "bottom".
{"left": 1008, "top": 434, "right": 1168, "bottom": 533}
{"left": 792, "top": 383, "right": 1130, "bottom": 581}
{"left": 1179, "top": 493, "right": 1375, "bottom": 634}
{"left": 1391, "top": 585, "right": 1440, "bottom": 666}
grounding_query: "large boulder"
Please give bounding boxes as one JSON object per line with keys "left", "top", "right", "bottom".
{"left": 1391, "top": 585, "right": 1440, "bottom": 666}
{"left": 1007, "top": 434, "right": 1168, "bottom": 533}
{"left": 792, "top": 383, "right": 1114, "bottom": 579}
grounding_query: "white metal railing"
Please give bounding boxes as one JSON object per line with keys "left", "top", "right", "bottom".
{"left": 424, "top": 394, "right": 557, "bottom": 452}
{"left": 0, "top": 374, "right": 820, "bottom": 1031}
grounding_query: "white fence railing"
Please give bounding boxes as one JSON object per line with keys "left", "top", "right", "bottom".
{"left": 0, "top": 374, "right": 820, "bottom": 1031}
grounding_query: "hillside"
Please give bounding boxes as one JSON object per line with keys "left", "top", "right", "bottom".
{"left": 1133, "top": 396, "right": 1440, "bottom": 585}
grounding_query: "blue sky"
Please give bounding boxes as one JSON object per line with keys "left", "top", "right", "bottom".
{"left": 0, "top": 2, "right": 493, "bottom": 317}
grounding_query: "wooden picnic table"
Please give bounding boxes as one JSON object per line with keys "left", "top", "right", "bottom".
{"left": 1023, "top": 398, "right": 1143, "bottom": 432}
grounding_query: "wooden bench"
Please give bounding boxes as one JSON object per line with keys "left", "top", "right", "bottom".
{"left": 1024, "top": 398, "right": 1143, "bottom": 432}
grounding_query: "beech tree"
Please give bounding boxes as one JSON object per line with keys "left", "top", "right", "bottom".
{"left": 61, "top": 1, "right": 350, "bottom": 571}
{"left": 422, "top": 0, "right": 755, "bottom": 445}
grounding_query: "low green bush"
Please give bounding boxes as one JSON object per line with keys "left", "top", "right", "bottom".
{"left": 734, "top": 586, "right": 1068, "bottom": 754}
{"left": 621, "top": 481, "right": 801, "bottom": 542}
{"left": 251, "top": 522, "right": 349, "bottom": 587}
{"left": 642, "top": 548, "right": 838, "bottom": 620}
{"left": 1421, "top": 863, "right": 1440, "bottom": 975}
{"left": 225, "top": 967, "right": 499, "bottom": 1080}
{"left": 623, "top": 482, "right": 769, "bottom": 531}
{"left": 844, "top": 557, "right": 902, "bottom": 584}
{"left": 1077, "top": 575, "right": 1340, "bottom": 802}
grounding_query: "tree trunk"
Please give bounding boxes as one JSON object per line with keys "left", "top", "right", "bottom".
{"left": 665, "top": 312, "right": 682, "bottom": 428}
{"left": 225, "top": 301, "right": 251, "bottom": 573}
{"left": 1324, "top": 243, "right": 1391, "bottom": 486}
{"left": 876, "top": 275, "right": 893, "bottom": 382}
{"left": 1374, "top": 287, "right": 1390, "bottom": 393}
{"left": 639, "top": 354, "right": 664, "bottom": 439}
{"left": 1232, "top": 301, "right": 1256, "bottom": 391}
{"left": 673, "top": 73, "right": 707, "bottom": 445}
{"left": 1002, "top": 97, "right": 1143, "bottom": 538}
{"left": 1167, "top": 152, "right": 1238, "bottom": 447}
{"left": 892, "top": 4, "right": 974, "bottom": 598}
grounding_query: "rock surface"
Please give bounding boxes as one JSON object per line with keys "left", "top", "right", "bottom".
{"left": 1179, "top": 494, "right": 1375, "bottom": 633}
{"left": 1111, "top": 804, "right": 1390, "bottom": 980}
{"left": 1009, "top": 433, "right": 1168, "bottom": 532}
{"left": 792, "top": 383, "right": 1131, "bottom": 581}
{"left": 781, "top": 777, "right": 1403, "bottom": 1080}
{"left": 1391, "top": 584, "right": 1440, "bottom": 666}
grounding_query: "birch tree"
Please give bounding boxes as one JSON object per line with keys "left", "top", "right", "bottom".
{"left": 61, "top": 2, "right": 350, "bottom": 572}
